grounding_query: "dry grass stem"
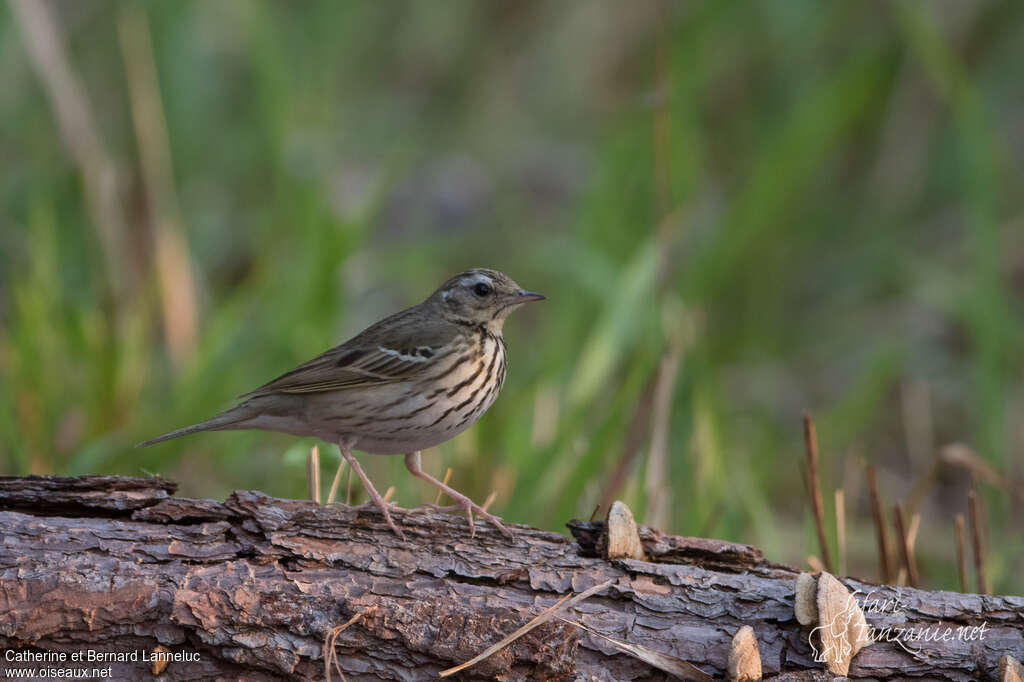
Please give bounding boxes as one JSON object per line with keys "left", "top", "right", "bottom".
{"left": 835, "top": 488, "right": 846, "bottom": 577}
{"left": 382, "top": 486, "right": 394, "bottom": 503}
{"left": 906, "top": 460, "right": 940, "bottom": 520}
{"left": 439, "top": 579, "right": 614, "bottom": 678}
{"left": 8, "top": 0, "right": 128, "bottom": 299}
{"left": 907, "top": 513, "right": 920, "bottom": 550}
{"left": 866, "top": 464, "right": 891, "bottom": 583}
{"left": 597, "top": 372, "right": 658, "bottom": 512}
{"left": 892, "top": 503, "right": 919, "bottom": 588}
{"left": 802, "top": 414, "right": 832, "bottom": 572}
{"left": 323, "top": 606, "right": 378, "bottom": 682}
{"left": 307, "top": 445, "right": 320, "bottom": 505}
{"left": 954, "top": 513, "right": 968, "bottom": 592}
{"left": 942, "top": 443, "right": 1024, "bottom": 503}
{"left": 326, "top": 459, "right": 347, "bottom": 506}
{"left": 434, "top": 467, "right": 453, "bottom": 505}
{"left": 968, "top": 488, "right": 987, "bottom": 593}
{"left": 558, "top": 616, "right": 713, "bottom": 681}
{"left": 907, "top": 511, "right": 920, "bottom": 585}
{"left": 118, "top": 5, "right": 198, "bottom": 366}
{"left": 644, "top": 348, "right": 681, "bottom": 530}
{"left": 807, "top": 555, "right": 825, "bottom": 573}
{"left": 481, "top": 490, "right": 497, "bottom": 513}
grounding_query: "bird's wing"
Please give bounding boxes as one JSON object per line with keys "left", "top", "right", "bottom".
{"left": 239, "top": 311, "right": 461, "bottom": 398}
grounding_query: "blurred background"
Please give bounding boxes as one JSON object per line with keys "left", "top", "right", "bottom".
{"left": 1, "top": 0, "right": 1022, "bottom": 594}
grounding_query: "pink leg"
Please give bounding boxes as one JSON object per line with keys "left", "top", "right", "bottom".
{"left": 338, "top": 442, "right": 404, "bottom": 539}
{"left": 403, "top": 451, "right": 512, "bottom": 538}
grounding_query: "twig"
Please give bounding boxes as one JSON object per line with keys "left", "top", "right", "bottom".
{"left": 557, "top": 616, "right": 712, "bottom": 681}
{"left": 892, "top": 503, "right": 919, "bottom": 588}
{"left": 835, "top": 488, "right": 846, "bottom": 577}
{"left": 967, "top": 488, "right": 987, "bottom": 594}
{"left": 866, "top": 464, "right": 891, "bottom": 583}
{"left": 954, "top": 513, "right": 968, "bottom": 592}
{"left": 307, "top": 446, "right": 320, "bottom": 505}
{"left": 803, "top": 414, "right": 832, "bottom": 572}
{"left": 439, "top": 579, "right": 615, "bottom": 678}
{"left": 323, "top": 606, "right": 378, "bottom": 682}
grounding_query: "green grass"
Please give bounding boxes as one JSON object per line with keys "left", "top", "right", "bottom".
{"left": 1, "top": 0, "right": 1022, "bottom": 596}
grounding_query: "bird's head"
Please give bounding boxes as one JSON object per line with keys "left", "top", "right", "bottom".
{"left": 431, "top": 268, "right": 545, "bottom": 331}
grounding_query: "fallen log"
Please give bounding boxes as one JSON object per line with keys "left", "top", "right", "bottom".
{"left": 0, "top": 475, "right": 1020, "bottom": 680}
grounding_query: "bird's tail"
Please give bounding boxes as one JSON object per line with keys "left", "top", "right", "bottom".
{"left": 136, "top": 406, "right": 250, "bottom": 447}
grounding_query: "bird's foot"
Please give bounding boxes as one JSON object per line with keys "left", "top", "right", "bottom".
{"left": 403, "top": 452, "right": 513, "bottom": 539}
{"left": 349, "top": 498, "right": 405, "bottom": 539}
{"left": 375, "top": 502, "right": 405, "bottom": 540}
{"left": 346, "top": 499, "right": 400, "bottom": 511}
{"left": 420, "top": 499, "right": 512, "bottom": 539}
{"left": 336, "top": 443, "right": 406, "bottom": 539}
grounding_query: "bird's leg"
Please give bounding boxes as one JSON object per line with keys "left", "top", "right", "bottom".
{"left": 403, "top": 451, "right": 512, "bottom": 538}
{"left": 338, "top": 442, "right": 404, "bottom": 539}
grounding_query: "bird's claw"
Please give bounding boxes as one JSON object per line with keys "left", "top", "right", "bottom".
{"left": 452, "top": 499, "right": 512, "bottom": 538}
{"left": 348, "top": 500, "right": 405, "bottom": 539}
{"left": 412, "top": 500, "right": 510, "bottom": 536}
{"left": 378, "top": 505, "right": 406, "bottom": 540}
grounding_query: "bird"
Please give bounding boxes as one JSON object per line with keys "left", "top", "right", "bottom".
{"left": 139, "top": 268, "right": 545, "bottom": 539}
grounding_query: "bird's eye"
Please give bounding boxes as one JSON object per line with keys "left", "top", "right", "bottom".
{"left": 473, "top": 282, "right": 492, "bottom": 297}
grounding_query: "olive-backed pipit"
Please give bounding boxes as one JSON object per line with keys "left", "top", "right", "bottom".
{"left": 140, "top": 268, "right": 544, "bottom": 539}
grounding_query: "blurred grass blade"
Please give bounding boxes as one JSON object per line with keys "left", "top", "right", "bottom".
{"left": 119, "top": 5, "right": 199, "bottom": 367}
{"left": 8, "top": 0, "right": 129, "bottom": 301}
{"left": 568, "top": 238, "right": 658, "bottom": 407}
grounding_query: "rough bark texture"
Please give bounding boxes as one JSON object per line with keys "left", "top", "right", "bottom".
{"left": 0, "top": 475, "right": 1021, "bottom": 681}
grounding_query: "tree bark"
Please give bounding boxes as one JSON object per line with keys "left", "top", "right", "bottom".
{"left": 0, "top": 475, "right": 1020, "bottom": 681}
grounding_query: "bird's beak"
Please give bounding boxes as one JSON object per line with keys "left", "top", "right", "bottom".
{"left": 513, "top": 289, "right": 546, "bottom": 303}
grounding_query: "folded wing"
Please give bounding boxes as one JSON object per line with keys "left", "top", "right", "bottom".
{"left": 240, "top": 311, "right": 459, "bottom": 398}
